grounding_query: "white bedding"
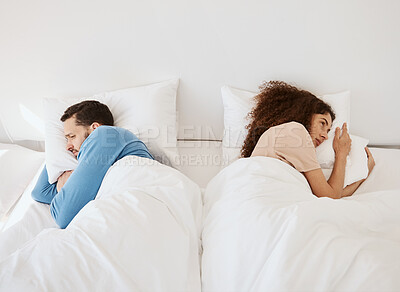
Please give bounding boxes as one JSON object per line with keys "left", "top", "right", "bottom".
{"left": 202, "top": 149, "right": 400, "bottom": 292}
{"left": 0, "top": 156, "right": 202, "bottom": 292}
{"left": 0, "top": 143, "right": 44, "bottom": 223}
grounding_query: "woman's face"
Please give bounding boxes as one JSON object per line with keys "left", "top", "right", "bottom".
{"left": 309, "top": 113, "right": 332, "bottom": 147}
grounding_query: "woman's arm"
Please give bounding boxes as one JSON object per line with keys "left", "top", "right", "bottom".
{"left": 303, "top": 123, "right": 352, "bottom": 199}
{"left": 341, "top": 179, "right": 365, "bottom": 198}
{"left": 326, "top": 153, "right": 347, "bottom": 197}
{"left": 303, "top": 167, "right": 345, "bottom": 199}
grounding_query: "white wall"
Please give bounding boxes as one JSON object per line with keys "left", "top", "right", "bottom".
{"left": 1, "top": 0, "right": 399, "bottom": 145}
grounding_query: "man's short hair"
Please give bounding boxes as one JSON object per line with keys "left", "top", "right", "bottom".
{"left": 60, "top": 100, "right": 114, "bottom": 127}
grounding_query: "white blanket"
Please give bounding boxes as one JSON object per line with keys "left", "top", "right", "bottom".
{"left": 0, "top": 156, "right": 202, "bottom": 292}
{"left": 202, "top": 156, "right": 400, "bottom": 292}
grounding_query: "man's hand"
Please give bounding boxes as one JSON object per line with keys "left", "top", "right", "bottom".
{"left": 56, "top": 170, "right": 73, "bottom": 192}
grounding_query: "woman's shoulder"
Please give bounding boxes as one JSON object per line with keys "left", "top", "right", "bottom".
{"left": 262, "top": 121, "right": 308, "bottom": 136}
{"left": 279, "top": 121, "right": 307, "bottom": 131}
{"left": 256, "top": 122, "right": 312, "bottom": 150}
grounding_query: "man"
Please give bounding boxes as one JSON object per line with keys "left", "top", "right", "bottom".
{"left": 32, "top": 100, "right": 154, "bottom": 228}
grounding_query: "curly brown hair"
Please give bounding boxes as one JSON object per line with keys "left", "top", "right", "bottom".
{"left": 241, "top": 81, "right": 336, "bottom": 158}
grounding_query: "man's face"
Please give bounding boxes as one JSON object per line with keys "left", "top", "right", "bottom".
{"left": 63, "top": 116, "right": 92, "bottom": 157}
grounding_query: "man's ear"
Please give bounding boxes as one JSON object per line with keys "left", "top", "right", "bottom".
{"left": 91, "top": 122, "right": 102, "bottom": 130}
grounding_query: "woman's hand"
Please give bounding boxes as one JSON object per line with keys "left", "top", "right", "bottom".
{"left": 56, "top": 170, "right": 73, "bottom": 192}
{"left": 333, "top": 122, "right": 352, "bottom": 159}
{"left": 365, "top": 147, "right": 375, "bottom": 176}
{"left": 341, "top": 147, "right": 375, "bottom": 197}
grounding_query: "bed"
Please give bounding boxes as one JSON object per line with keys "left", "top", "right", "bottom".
{"left": 1, "top": 79, "right": 399, "bottom": 292}
{"left": 0, "top": 80, "right": 204, "bottom": 291}
{"left": 1, "top": 81, "right": 399, "bottom": 292}
{"left": 198, "top": 84, "right": 400, "bottom": 292}
{"left": 2, "top": 141, "right": 399, "bottom": 292}
{"left": 0, "top": 150, "right": 202, "bottom": 291}
{"left": 201, "top": 147, "right": 400, "bottom": 291}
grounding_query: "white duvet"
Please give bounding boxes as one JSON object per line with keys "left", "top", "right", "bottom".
{"left": 202, "top": 156, "right": 400, "bottom": 292}
{"left": 0, "top": 156, "right": 202, "bottom": 292}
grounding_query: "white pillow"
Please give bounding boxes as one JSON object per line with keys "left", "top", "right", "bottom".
{"left": 321, "top": 135, "right": 369, "bottom": 186}
{"left": 220, "top": 85, "right": 369, "bottom": 186}
{"left": 316, "top": 92, "right": 369, "bottom": 185}
{"left": 0, "top": 143, "right": 44, "bottom": 218}
{"left": 316, "top": 91, "right": 351, "bottom": 167}
{"left": 221, "top": 85, "right": 256, "bottom": 150}
{"left": 44, "top": 79, "right": 180, "bottom": 184}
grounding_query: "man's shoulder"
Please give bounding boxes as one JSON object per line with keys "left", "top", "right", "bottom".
{"left": 96, "top": 125, "right": 130, "bottom": 134}
{"left": 95, "top": 126, "right": 140, "bottom": 141}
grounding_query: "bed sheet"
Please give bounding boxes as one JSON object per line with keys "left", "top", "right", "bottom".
{"left": 0, "top": 162, "right": 46, "bottom": 233}
{"left": 0, "top": 143, "right": 44, "bottom": 226}
{"left": 0, "top": 156, "right": 202, "bottom": 292}
{"left": 202, "top": 147, "right": 400, "bottom": 292}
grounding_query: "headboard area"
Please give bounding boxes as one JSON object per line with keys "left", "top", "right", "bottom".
{"left": 0, "top": 0, "right": 399, "bottom": 147}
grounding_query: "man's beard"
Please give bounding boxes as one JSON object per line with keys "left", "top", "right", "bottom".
{"left": 74, "top": 130, "right": 91, "bottom": 155}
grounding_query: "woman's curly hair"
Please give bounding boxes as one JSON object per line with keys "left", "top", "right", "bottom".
{"left": 241, "top": 81, "right": 336, "bottom": 158}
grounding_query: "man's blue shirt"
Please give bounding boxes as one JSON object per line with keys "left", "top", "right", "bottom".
{"left": 31, "top": 126, "right": 154, "bottom": 228}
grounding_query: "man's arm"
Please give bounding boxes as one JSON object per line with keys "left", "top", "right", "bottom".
{"left": 56, "top": 170, "right": 73, "bottom": 192}
{"left": 49, "top": 127, "right": 127, "bottom": 229}
{"left": 31, "top": 166, "right": 58, "bottom": 204}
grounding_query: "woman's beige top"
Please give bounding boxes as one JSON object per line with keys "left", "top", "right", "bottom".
{"left": 251, "top": 121, "right": 321, "bottom": 172}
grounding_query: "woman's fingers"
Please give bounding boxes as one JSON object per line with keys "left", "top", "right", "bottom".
{"left": 365, "top": 147, "right": 376, "bottom": 176}
{"left": 365, "top": 147, "right": 373, "bottom": 158}
{"left": 335, "top": 127, "right": 340, "bottom": 138}
{"left": 366, "top": 147, "right": 375, "bottom": 163}
{"left": 337, "top": 122, "right": 348, "bottom": 138}
{"left": 341, "top": 122, "right": 348, "bottom": 135}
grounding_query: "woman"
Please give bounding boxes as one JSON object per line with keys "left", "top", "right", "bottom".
{"left": 241, "top": 81, "right": 375, "bottom": 199}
